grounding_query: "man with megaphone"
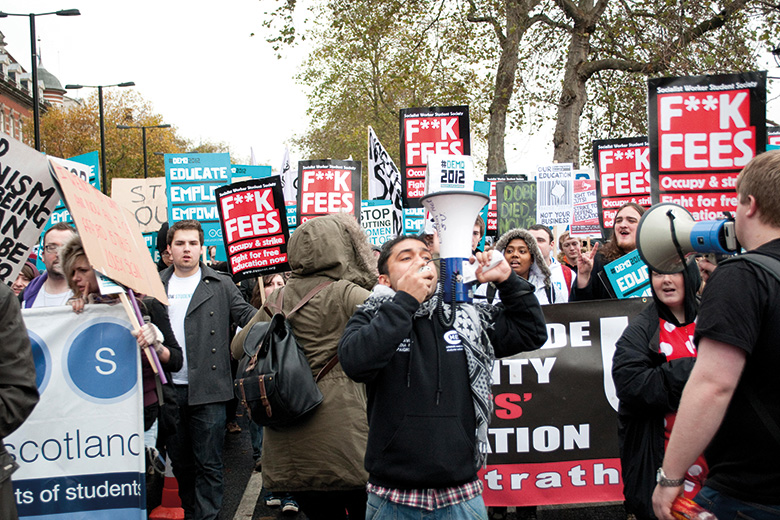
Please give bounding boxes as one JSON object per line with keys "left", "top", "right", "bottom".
{"left": 338, "top": 235, "right": 548, "bottom": 519}
{"left": 652, "top": 150, "right": 780, "bottom": 520}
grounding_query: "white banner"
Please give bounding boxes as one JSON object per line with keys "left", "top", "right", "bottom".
{"left": 280, "top": 147, "right": 297, "bottom": 206}
{"left": 7, "top": 305, "right": 145, "bottom": 519}
{"left": 367, "top": 126, "right": 403, "bottom": 236}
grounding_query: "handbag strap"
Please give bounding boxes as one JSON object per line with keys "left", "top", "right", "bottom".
{"left": 316, "top": 355, "right": 339, "bottom": 383}
{"left": 264, "top": 281, "right": 334, "bottom": 318}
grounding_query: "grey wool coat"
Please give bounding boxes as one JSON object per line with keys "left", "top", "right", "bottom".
{"left": 160, "top": 262, "right": 256, "bottom": 406}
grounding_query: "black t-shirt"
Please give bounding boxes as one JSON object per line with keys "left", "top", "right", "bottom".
{"left": 693, "top": 238, "right": 780, "bottom": 503}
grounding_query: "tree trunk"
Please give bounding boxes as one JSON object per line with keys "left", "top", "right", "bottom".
{"left": 552, "top": 26, "right": 591, "bottom": 168}
{"left": 486, "top": 1, "right": 527, "bottom": 175}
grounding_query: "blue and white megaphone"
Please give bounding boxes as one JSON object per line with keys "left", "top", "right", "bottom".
{"left": 420, "top": 154, "right": 488, "bottom": 303}
{"left": 636, "top": 202, "right": 739, "bottom": 273}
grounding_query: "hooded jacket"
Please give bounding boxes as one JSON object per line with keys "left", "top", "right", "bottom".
{"left": 231, "top": 213, "right": 377, "bottom": 492}
{"left": 612, "top": 260, "right": 701, "bottom": 519}
{"left": 493, "top": 228, "right": 566, "bottom": 304}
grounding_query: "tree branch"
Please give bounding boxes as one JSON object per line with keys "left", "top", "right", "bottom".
{"left": 467, "top": 0, "right": 506, "bottom": 44}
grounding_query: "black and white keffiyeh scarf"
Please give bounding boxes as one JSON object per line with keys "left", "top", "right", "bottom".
{"left": 360, "top": 285, "right": 498, "bottom": 467}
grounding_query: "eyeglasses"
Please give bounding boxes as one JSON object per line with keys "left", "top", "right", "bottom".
{"left": 44, "top": 244, "right": 62, "bottom": 253}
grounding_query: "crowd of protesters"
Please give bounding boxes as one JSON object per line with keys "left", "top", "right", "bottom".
{"left": 3, "top": 150, "right": 780, "bottom": 520}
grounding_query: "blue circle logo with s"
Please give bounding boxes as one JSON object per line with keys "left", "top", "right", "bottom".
{"left": 27, "top": 330, "right": 51, "bottom": 394}
{"left": 62, "top": 317, "right": 138, "bottom": 404}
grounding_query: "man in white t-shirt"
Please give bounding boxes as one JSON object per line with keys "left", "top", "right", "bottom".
{"left": 21, "top": 223, "right": 76, "bottom": 308}
{"left": 528, "top": 224, "right": 574, "bottom": 303}
{"left": 160, "top": 220, "right": 256, "bottom": 520}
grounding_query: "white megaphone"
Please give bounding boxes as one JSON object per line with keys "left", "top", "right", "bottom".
{"left": 421, "top": 190, "right": 489, "bottom": 303}
{"left": 636, "top": 202, "right": 739, "bottom": 273}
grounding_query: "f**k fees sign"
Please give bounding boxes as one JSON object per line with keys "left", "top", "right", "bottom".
{"left": 297, "top": 160, "right": 361, "bottom": 223}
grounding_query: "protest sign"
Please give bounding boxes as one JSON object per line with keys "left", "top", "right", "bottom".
{"left": 485, "top": 175, "right": 526, "bottom": 237}
{"left": 603, "top": 250, "right": 651, "bottom": 299}
{"left": 769, "top": 126, "right": 780, "bottom": 147}
{"left": 0, "top": 135, "right": 59, "bottom": 286}
{"left": 592, "top": 138, "right": 651, "bottom": 234}
{"left": 496, "top": 181, "right": 536, "bottom": 237}
{"left": 111, "top": 177, "right": 168, "bottom": 234}
{"left": 536, "top": 163, "right": 573, "bottom": 227}
{"left": 400, "top": 106, "right": 470, "bottom": 208}
{"left": 361, "top": 200, "right": 394, "bottom": 247}
{"left": 280, "top": 147, "right": 298, "bottom": 206}
{"left": 403, "top": 207, "right": 426, "bottom": 235}
{"left": 10, "top": 305, "right": 145, "bottom": 519}
{"left": 481, "top": 298, "right": 646, "bottom": 506}
{"left": 165, "top": 153, "right": 231, "bottom": 251}
{"left": 648, "top": 72, "right": 766, "bottom": 220}
{"left": 297, "top": 159, "right": 361, "bottom": 223}
{"left": 231, "top": 164, "right": 272, "bottom": 182}
{"left": 571, "top": 179, "right": 600, "bottom": 237}
{"left": 51, "top": 160, "right": 168, "bottom": 304}
{"left": 286, "top": 204, "right": 297, "bottom": 234}
{"left": 215, "top": 177, "right": 290, "bottom": 282}
{"left": 368, "top": 126, "right": 403, "bottom": 236}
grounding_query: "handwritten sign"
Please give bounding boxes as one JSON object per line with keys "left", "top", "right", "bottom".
{"left": 0, "top": 136, "right": 58, "bottom": 285}
{"left": 51, "top": 160, "right": 168, "bottom": 304}
{"left": 496, "top": 181, "right": 536, "bottom": 237}
{"left": 485, "top": 174, "right": 526, "bottom": 237}
{"left": 215, "top": 177, "right": 290, "bottom": 282}
{"left": 648, "top": 71, "right": 766, "bottom": 220}
{"left": 297, "top": 159, "right": 361, "bottom": 223}
{"left": 111, "top": 177, "right": 168, "bottom": 234}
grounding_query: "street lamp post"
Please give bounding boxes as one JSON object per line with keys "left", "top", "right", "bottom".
{"left": 117, "top": 124, "right": 172, "bottom": 178}
{"left": 64, "top": 82, "right": 135, "bottom": 194}
{"left": 0, "top": 9, "right": 81, "bottom": 151}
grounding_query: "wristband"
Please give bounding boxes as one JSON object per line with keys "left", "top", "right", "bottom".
{"left": 656, "top": 468, "right": 685, "bottom": 487}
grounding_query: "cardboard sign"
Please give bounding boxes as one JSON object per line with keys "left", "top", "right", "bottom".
{"left": 215, "top": 177, "right": 290, "bottom": 282}
{"left": 592, "top": 137, "right": 652, "bottom": 234}
{"left": 648, "top": 72, "right": 766, "bottom": 220}
{"left": 51, "top": 160, "right": 168, "bottom": 304}
{"left": 0, "top": 135, "right": 59, "bottom": 286}
{"left": 11, "top": 306, "right": 145, "bottom": 519}
{"left": 367, "top": 126, "right": 403, "bottom": 236}
{"left": 361, "top": 200, "right": 394, "bottom": 247}
{"left": 481, "top": 298, "right": 646, "bottom": 506}
{"left": 484, "top": 174, "right": 526, "bottom": 237}
{"left": 604, "top": 250, "right": 651, "bottom": 299}
{"left": 571, "top": 179, "right": 601, "bottom": 237}
{"left": 400, "top": 106, "right": 470, "bottom": 208}
{"left": 165, "top": 152, "right": 231, "bottom": 249}
{"left": 536, "top": 163, "right": 573, "bottom": 227}
{"left": 496, "top": 181, "right": 537, "bottom": 237}
{"left": 296, "top": 159, "right": 361, "bottom": 223}
{"left": 111, "top": 177, "right": 168, "bottom": 234}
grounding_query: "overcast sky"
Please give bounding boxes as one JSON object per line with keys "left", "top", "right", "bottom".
{"left": 1, "top": 1, "right": 776, "bottom": 174}
{"left": 0, "top": 0, "right": 309, "bottom": 168}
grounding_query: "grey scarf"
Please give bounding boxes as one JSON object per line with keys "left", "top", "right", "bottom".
{"left": 360, "top": 285, "right": 497, "bottom": 466}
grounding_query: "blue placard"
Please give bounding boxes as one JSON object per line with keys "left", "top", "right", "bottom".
{"left": 166, "top": 153, "right": 231, "bottom": 251}
{"left": 231, "top": 164, "right": 272, "bottom": 180}
{"left": 403, "top": 207, "right": 426, "bottom": 235}
{"left": 286, "top": 204, "right": 297, "bottom": 234}
{"left": 474, "top": 180, "right": 490, "bottom": 250}
{"left": 604, "top": 249, "right": 651, "bottom": 299}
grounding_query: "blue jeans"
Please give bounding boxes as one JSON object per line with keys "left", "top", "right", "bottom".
{"left": 166, "top": 385, "right": 227, "bottom": 520}
{"left": 695, "top": 486, "right": 780, "bottom": 520}
{"left": 366, "top": 492, "right": 487, "bottom": 520}
{"left": 249, "top": 420, "right": 263, "bottom": 461}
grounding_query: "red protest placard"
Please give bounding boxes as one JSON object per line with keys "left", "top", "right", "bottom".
{"left": 592, "top": 138, "right": 651, "bottom": 234}
{"left": 215, "top": 177, "right": 290, "bottom": 282}
{"left": 648, "top": 72, "right": 766, "bottom": 220}
{"left": 399, "top": 106, "right": 470, "bottom": 208}
{"left": 296, "top": 160, "right": 361, "bottom": 223}
{"left": 50, "top": 159, "right": 168, "bottom": 304}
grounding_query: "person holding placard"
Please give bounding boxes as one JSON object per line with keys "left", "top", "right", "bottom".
{"left": 21, "top": 223, "right": 77, "bottom": 308}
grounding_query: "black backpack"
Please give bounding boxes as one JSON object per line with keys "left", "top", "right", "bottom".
{"left": 234, "top": 281, "right": 337, "bottom": 427}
